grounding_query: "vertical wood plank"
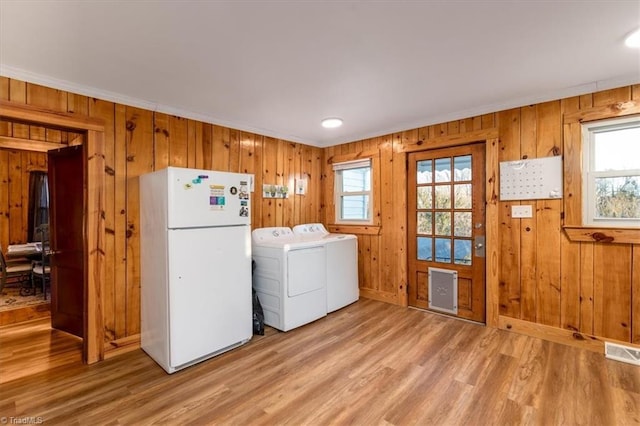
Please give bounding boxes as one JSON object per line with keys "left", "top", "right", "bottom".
{"left": 497, "top": 109, "right": 521, "bottom": 318}
{"left": 200, "top": 123, "right": 213, "bottom": 171}
{"left": 0, "top": 77, "right": 8, "bottom": 100}
{"left": 392, "top": 132, "right": 408, "bottom": 303}
{"left": 323, "top": 146, "right": 336, "bottom": 225}
{"left": 20, "top": 153, "right": 29, "bottom": 241}
{"left": 292, "top": 143, "right": 302, "bottom": 226}
{"left": 482, "top": 113, "right": 495, "bottom": 129}
{"left": 193, "top": 122, "right": 205, "bottom": 170}
{"left": 0, "top": 77, "right": 9, "bottom": 137}
{"left": 228, "top": 129, "right": 240, "bottom": 173}
{"left": 262, "top": 137, "right": 278, "bottom": 227}
{"left": 559, "top": 97, "right": 581, "bottom": 333}
{"left": 562, "top": 122, "right": 582, "bottom": 226}
{"left": 579, "top": 242, "right": 594, "bottom": 335}
{"left": 113, "top": 104, "right": 128, "bottom": 340}
{"left": 8, "top": 150, "right": 23, "bottom": 244}
{"left": 27, "top": 83, "right": 67, "bottom": 142}
{"left": 169, "top": 116, "right": 188, "bottom": 168}
{"left": 632, "top": 245, "right": 640, "bottom": 344}
{"left": 485, "top": 137, "right": 501, "bottom": 328}
{"left": 85, "top": 129, "right": 106, "bottom": 363}
{"left": 360, "top": 235, "right": 372, "bottom": 291}
{"left": 0, "top": 149, "right": 9, "bottom": 251}
{"left": 301, "top": 145, "right": 313, "bottom": 224}
{"left": 124, "top": 107, "right": 153, "bottom": 337}
{"left": 211, "top": 125, "right": 230, "bottom": 172}
{"left": 560, "top": 232, "right": 580, "bottom": 332}
{"left": 579, "top": 94, "right": 593, "bottom": 110}
{"left": 535, "top": 101, "right": 562, "bottom": 328}
{"left": 153, "top": 113, "right": 169, "bottom": 170}
{"left": 89, "top": 99, "right": 116, "bottom": 343}
{"left": 67, "top": 93, "right": 89, "bottom": 116}
{"left": 187, "top": 120, "right": 197, "bottom": 168}
{"left": 282, "top": 141, "right": 296, "bottom": 227}
{"left": 9, "top": 79, "right": 28, "bottom": 139}
{"left": 252, "top": 135, "right": 264, "bottom": 228}
{"left": 239, "top": 132, "right": 254, "bottom": 175}
{"left": 593, "top": 244, "right": 632, "bottom": 342}
{"left": 379, "top": 134, "right": 393, "bottom": 294}
{"left": 519, "top": 105, "right": 537, "bottom": 322}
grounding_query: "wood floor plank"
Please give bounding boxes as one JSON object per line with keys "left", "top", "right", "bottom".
{"left": 1, "top": 299, "right": 639, "bottom": 425}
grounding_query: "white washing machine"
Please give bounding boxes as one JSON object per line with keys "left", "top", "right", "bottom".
{"left": 292, "top": 223, "right": 359, "bottom": 312}
{"left": 252, "top": 227, "right": 327, "bottom": 331}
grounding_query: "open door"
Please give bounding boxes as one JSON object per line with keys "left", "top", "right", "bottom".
{"left": 48, "top": 145, "right": 85, "bottom": 338}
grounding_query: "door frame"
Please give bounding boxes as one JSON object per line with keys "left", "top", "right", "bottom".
{"left": 402, "top": 134, "right": 500, "bottom": 328}
{"left": 1, "top": 99, "right": 105, "bottom": 363}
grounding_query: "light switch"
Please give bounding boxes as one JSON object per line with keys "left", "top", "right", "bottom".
{"left": 511, "top": 205, "right": 533, "bottom": 218}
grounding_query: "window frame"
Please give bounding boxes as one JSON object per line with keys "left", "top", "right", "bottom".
{"left": 581, "top": 115, "right": 640, "bottom": 228}
{"left": 333, "top": 158, "right": 373, "bottom": 225}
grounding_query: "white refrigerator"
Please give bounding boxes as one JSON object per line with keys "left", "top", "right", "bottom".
{"left": 140, "top": 166, "right": 253, "bottom": 374}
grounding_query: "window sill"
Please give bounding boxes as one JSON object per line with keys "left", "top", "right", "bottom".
{"left": 563, "top": 226, "right": 640, "bottom": 244}
{"left": 328, "top": 224, "right": 381, "bottom": 236}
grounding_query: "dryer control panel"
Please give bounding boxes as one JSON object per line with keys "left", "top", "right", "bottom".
{"left": 252, "top": 227, "right": 294, "bottom": 242}
{"left": 292, "top": 223, "right": 329, "bottom": 235}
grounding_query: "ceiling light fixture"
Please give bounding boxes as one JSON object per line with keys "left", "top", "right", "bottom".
{"left": 624, "top": 28, "right": 640, "bottom": 48}
{"left": 321, "top": 117, "right": 343, "bottom": 128}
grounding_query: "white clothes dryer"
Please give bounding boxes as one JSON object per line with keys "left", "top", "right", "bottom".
{"left": 292, "top": 223, "right": 359, "bottom": 312}
{"left": 252, "top": 227, "right": 327, "bottom": 331}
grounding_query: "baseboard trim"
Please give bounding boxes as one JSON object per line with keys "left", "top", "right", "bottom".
{"left": 104, "top": 334, "right": 141, "bottom": 359}
{"left": 0, "top": 303, "right": 50, "bottom": 327}
{"left": 498, "top": 315, "right": 640, "bottom": 353}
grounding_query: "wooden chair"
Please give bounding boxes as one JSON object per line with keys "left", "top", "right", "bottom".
{"left": 31, "top": 224, "right": 51, "bottom": 300}
{"left": 0, "top": 245, "right": 33, "bottom": 295}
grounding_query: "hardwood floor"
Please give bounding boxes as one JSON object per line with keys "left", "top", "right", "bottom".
{"left": 1, "top": 298, "right": 639, "bottom": 425}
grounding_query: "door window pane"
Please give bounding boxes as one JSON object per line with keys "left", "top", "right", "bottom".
{"left": 454, "top": 184, "right": 472, "bottom": 209}
{"left": 417, "top": 237, "right": 433, "bottom": 261}
{"left": 454, "top": 212, "right": 472, "bottom": 237}
{"left": 435, "top": 238, "right": 451, "bottom": 263}
{"left": 435, "top": 212, "right": 451, "bottom": 236}
{"left": 417, "top": 187, "right": 432, "bottom": 209}
{"left": 434, "top": 185, "right": 451, "bottom": 208}
{"left": 454, "top": 155, "right": 472, "bottom": 181}
{"left": 417, "top": 212, "right": 432, "bottom": 235}
{"left": 417, "top": 160, "right": 433, "bottom": 184}
{"left": 435, "top": 158, "right": 451, "bottom": 183}
{"left": 454, "top": 239, "right": 472, "bottom": 265}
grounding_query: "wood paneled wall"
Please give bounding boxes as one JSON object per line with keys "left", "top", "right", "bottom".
{"left": 326, "top": 85, "right": 640, "bottom": 346}
{"left": 2, "top": 75, "right": 638, "bottom": 352}
{"left": 0, "top": 78, "right": 323, "bottom": 353}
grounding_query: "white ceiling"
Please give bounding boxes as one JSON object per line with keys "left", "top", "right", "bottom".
{"left": 1, "top": 1, "right": 639, "bottom": 147}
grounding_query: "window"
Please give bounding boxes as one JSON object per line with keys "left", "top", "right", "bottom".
{"left": 334, "top": 158, "right": 372, "bottom": 223}
{"left": 582, "top": 116, "right": 640, "bottom": 227}
{"left": 27, "top": 171, "right": 49, "bottom": 241}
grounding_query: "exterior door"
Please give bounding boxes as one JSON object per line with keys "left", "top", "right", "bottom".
{"left": 407, "top": 143, "right": 486, "bottom": 322}
{"left": 48, "top": 145, "right": 85, "bottom": 338}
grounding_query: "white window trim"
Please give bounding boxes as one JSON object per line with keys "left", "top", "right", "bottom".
{"left": 333, "top": 158, "right": 373, "bottom": 224}
{"left": 582, "top": 115, "right": 640, "bottom": 228}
